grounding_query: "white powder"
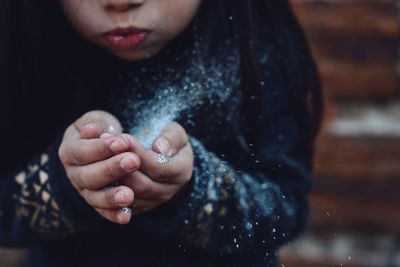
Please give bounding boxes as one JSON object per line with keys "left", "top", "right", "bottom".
{"left": 125, "top": 40, "right": 240, "bottom": 150}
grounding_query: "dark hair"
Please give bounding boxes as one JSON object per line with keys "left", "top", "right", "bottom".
{"left": 0, "top": 0, "right": 322, "bottom": 167}
{"left": 236, "top": 1, "right": 323, "bottom": 162}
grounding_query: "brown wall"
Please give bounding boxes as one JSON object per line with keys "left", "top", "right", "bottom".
{"left": 281, "top": 1, "right": 400, "bottom": 266}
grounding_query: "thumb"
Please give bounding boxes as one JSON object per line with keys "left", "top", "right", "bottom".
{"left": 152, "top": 122, "right": 188, "bottom": 156}
{"left": 74, "top": 110, "right": 123, "bottom": 139}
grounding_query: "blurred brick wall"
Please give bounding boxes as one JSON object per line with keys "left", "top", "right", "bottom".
{"left": 281, "top": 1, "right": 400, "bottom": 266}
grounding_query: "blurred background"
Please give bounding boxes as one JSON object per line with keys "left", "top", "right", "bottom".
{"left": 0, "top": 0, "right": 399, "bottom": 266}
{"left": 280, "top": 0, "right": 400, "bottom": 266}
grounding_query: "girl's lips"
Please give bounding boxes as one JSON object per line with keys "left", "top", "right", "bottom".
{"left": 105, "top": 27, "right": 150, "bottom": 49}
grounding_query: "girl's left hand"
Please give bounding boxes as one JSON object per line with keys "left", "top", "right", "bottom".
{"left": 122, "top": 122, "right": 194, "bottom": 215}
{"left": 104, "top": 122, "right": 194, "bottom": 216}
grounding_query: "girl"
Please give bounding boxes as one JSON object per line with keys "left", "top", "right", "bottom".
{"left": 0, "top": 0, "right": 323, "bottom": 266}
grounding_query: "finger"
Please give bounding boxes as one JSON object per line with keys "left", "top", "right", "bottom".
{"left": 138, "top": 144, "right": 193, "bottom": 182}
{"left": 119, "top": 171, "right": 175, "bottom": 202}
{"left": 112, "top": 133, "right": 191, "bottom": 182}
{"left": 69, "top": 152, "right": 140, "bottom": 190}
{"left": 155, "top": 143, "right": 194, "bottom": 185}
{"left": 152, "top": 122, "right": 188, "bottom": 156}
{"left": 112, "top": 134, "right": 169, "bottom": 178}
{"left": 95, "top": 208, "right": 132, "bottom": 224}
{"left": 79, "top": 122, "right": 113, "bottom": 140}
{"left": 62, "top": 124, "right": 80, "bottom": 144}
{"left": 81, "top": 186, "right": 134, "bottom": 209}
{"left": 74, "top": 110, "right": 123, "bottom": 139}
{"left": 65, "top": 136, "right": 132, "bottom": 166}
{"left": 59, "top": 124, "right": 80, "bottom": 163}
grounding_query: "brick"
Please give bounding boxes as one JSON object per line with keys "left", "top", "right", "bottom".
{"left": 280, "top": 230, "right": 400, "bottom": 267}
{"left": 317, "top": 60, "right": 396, "bottom": 100}
{"left": 309, "top": 192, "right": 400, "bottom": 231}
{"left": 292, "top": 1, "right": 398, "bottom": 38}
{"left": 315, "top": 135, "right": 400, "bottom": 185}
{"left": 311, "top": 102, "right": 400, "bottom": 230}
{"left": 291, "top": 0, "right": 398, "bottom": 99}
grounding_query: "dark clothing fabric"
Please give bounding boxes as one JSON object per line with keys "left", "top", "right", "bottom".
{"left": 0, "top": 26, "right": 311, "bottom": 266}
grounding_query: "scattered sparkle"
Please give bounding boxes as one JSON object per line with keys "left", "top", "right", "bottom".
{"left": 157, "top": 154, "right": 169, "bottom": 164}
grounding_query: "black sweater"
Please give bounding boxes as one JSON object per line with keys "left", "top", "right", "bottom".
{"left": 0, "top": 34, "right": 312, "bottom": 267}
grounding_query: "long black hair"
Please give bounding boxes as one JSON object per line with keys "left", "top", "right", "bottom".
{"left": 0, "top": 0, "right": 322, "bottom": 167}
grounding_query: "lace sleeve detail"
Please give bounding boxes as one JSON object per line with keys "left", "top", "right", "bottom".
{"left": 12, "top": 153, "right": 75, "bottom": 237}
{"left": 0, "top": 149, "right": 78, "bottom": 246}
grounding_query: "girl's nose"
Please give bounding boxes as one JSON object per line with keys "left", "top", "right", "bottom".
{"left": 103, "top": 0, "right": 145, "bottom": 12}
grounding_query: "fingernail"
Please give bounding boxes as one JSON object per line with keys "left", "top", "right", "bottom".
{"left": 100, "top": 133, "right": 113, "bottom": 139}
{"left": 117, "top": 208, "right": 131, "bottom": 224}
{"left": 156, "top": 137, "right": 170, "bottom": 155}
{"left": 82, "top": 122, "right": 96, "bottom": 130}
{"left": 120, "top": 156, "right": 137, "bottom": 172}
{"left": 115, "top": 190, "right": 128, "bottom": 204}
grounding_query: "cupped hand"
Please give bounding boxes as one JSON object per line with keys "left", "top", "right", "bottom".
{"left": 58, "top": 110, "right": 140, "bottom": 224}
{"left": 119, "top": 122, "right": 194, "bottom": 214}
{"left": 59, "top": 110, "right": 194, "bottom": 224}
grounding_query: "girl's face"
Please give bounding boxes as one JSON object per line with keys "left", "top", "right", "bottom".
{"left": 60, "top": 0, "right": 201, "bottom": 60}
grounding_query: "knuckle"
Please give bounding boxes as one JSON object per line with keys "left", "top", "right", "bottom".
{"left": 73, "top": 170, "right": 87, "bottom": 190}
{"left": 104, "top": 161, "right": 119, "bottom": 181}
{"left": 133, "top": 178, "right": 149, "bottom": 196}
{"left": 105, "top": 189, "right": 117, "bottom": 206}
{"left": 120, "top": 134, "right": 136, "bottom": 147}
{"left": 132, "top": 183, "right": 146, "bottom": 196}
{"left": 117, "top": 135, "right": 131, "bottom": 149}
{"left": 96, "top": 139, "right": 111, "bottom": 155}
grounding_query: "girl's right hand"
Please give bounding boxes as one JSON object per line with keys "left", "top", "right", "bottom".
{"left": 58, "top": 111, "right": 140, "bottom": 224}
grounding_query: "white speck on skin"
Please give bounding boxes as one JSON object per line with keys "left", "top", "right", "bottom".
{"left": 157, "top": 154, "right": 169, "bottom": 164}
